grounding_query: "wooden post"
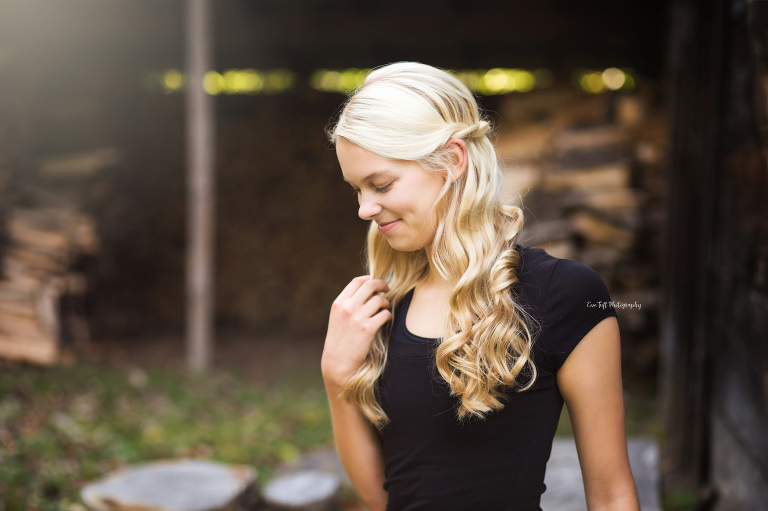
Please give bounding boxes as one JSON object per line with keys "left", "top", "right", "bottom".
{"left": 185, "top": 0, "right": 215, "bottom": 373}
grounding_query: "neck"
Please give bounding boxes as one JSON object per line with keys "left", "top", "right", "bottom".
{"left": 420, "top": 260, "right": 453, "bottom": 290}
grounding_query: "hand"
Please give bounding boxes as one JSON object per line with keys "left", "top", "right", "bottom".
{"left": 321, "top": 276, "right": 391, "bottom": 388}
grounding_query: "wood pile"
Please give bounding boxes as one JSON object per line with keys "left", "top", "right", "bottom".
{"left": 0, "top": 83, "right": 115, "bottom": 365}
{"left": 497, "top": 86, "right": 668, "bottom": 374}
{"left": 0, "top": 205, "right": 99, "bottom": 365}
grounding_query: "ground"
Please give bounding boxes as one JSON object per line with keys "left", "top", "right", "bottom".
{"left": 90, "top": 329, "right": 326, "bottom": 385}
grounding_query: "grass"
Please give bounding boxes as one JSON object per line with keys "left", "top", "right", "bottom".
{"left": 0, "top": 361, "right": 333, "bottom": 511}
{"left": 662, "top": 490, "right": 698, "bottom": 511}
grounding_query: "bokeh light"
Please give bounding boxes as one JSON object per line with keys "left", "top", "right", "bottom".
{"left": 147, "top": 68, "right": 296, "bottom": 95}
{"left": 144, "top": 66, "right": 636, "bottom": 96}
{"left": 572, "top": 67, "right": 636, "bottom": 94}
{"left": 161, "top": 69, "right": 185, "bottom": 94}
{"left": 456, "top": 68, "right": 540, "bottom": 95}
{"left": 602, "top": 67, "right": 626, "bottom": 90}
{"left": 309, "top": 68, "right": 369, "bottom": 93}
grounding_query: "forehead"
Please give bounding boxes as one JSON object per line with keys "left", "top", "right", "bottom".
{"left": 335, "top": 137, "right": 441, "bottom": 189}
{"left": 335, "top": 138, "right": 382, "bottom": 165}
{"left": 336, "top": 138, "right": 396, "bottom": 182}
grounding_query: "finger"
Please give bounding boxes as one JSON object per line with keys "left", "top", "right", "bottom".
{"left": 369, "top": 308, "right": 392, "bottom": 330}
{"left": 351, "top": 278, "right": 390, "bottom": 305}
{"left": 337, "top": 275, "right": 371, "bottom": 300}
{"left": 360, "top": 294, "right": 390, "bottom": 318}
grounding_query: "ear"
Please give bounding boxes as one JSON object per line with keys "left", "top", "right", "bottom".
{"left": 445, "top": 138, "right": 468, "bottom": 181}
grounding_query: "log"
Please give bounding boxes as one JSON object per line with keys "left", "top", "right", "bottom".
{"left": 4, "top": 246, "right": 66, "bottom": 272}
{"left": 11, "top": 207, "right": 78, "bottom": 231}
{"left": 39, "top": 147, "right": 120, "bottom": 177}
{"left": 542, "top": 162, "right": 630, "bottom": 192}
{"left": 616, "top": 94, "right": 647, "bottom": 126}
{"left": 0, "top": 279, "right": 39, "bottom": 300}
{"left": 553, "top": 125, "right": 630, "bottom": 153}
{"left": 36, "top": 279, "right": 62, "bottom": 335}
{"left": 7, "top": 217, "right": 70, "bottom": 253}
{"left": 570, "top": 210, "right": 634, "bottom": 250}
{"left": 499, "top": 87, "right": 610, "bottom": 129}
{"left": 530, "top": 239, "right": 576, "bottom": 260}
{"left": 520, "top": 189, "right": 573, "bottom": 219}
{"left": 0, "top": 299, "right": 36, "bottom": 318}
{"left": 549, "top": 95, "right": 612, "bottom": 128}
{"left": 0, "top": 203, "right": 95, "bottom": 366}
{"left": 81, "top": 459, "right": 258, "bottom": 511}
{"left": 73, "top": 220, "right": 100, "bottom": 254}
{"left": 563, "top": 188, "right": 645, "bottom": 212}
{"left": 634, "top": 140, "right": 665, "bottom": 165}
{"left": 496, "top": 125, "right": 555, "bottom": 162}
{"left": 9, "top": 207, "right": 99, "bottom": 255}
{"left": 577, "top": 245, "right": 625, "bottom": 270}
{"left": 262, "top": 471, "right": 340, "bottom": 511}
{"left": 0, "top": 311, "right": 54, "bottom": 339}
{"left": 2, "top": 257, "right": 50, "bottom": 281}
{"left": 519, "top": 218, "right": 577, "bottom": 247}
{"left": 0, "top": 335, "right": 58, "bottom": 365}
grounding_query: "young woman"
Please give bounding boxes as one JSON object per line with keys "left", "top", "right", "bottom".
{"left": 321, "top": 62, "right": 640, "bottom": 511}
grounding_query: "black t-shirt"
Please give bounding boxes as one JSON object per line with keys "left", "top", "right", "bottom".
{"left": 378, "top": 244, "right": 618, "bottom": 511}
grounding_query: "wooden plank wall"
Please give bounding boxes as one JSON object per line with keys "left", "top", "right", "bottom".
{"left": 663, "top": 0, "right": 768, "bottom": 508}
{"left": 709, "top": 0, "right": 768, "bottom": 508}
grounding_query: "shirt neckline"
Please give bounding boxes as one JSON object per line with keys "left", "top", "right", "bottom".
{"left": 399, "top": 288, "right": 441, "bottom": 343}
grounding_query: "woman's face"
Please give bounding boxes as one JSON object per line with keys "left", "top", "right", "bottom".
{"left": 336, "top": 137, "right": 446, "bottom": 252}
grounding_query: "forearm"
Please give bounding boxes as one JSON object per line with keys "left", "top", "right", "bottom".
{"left": 587, "top": 486, "right": 640, "bottom": 511}
{"left": 325, "top": 381, "right": 388, "bottom": 511}
{"left": 559, "top": 318, "right": 640, "bottom": 511}
{"left": 580, "top": 428, "right": 640, "bottom": 511}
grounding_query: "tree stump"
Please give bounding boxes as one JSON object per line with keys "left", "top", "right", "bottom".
{"left": 80, "top": 459, "right": 258, "bottom": 511}
{"left": 261, "top": 471, "right": 340, "bottom": 511}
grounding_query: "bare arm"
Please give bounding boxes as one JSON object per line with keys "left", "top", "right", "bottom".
{"left": 322, "top": 276, "right": 390, "bottom": 511}
{"left": 557, "top": 317, "right": 640, "bottom": 511}
{"left": 325, "top": 381, "right": 388, "bottom": 511}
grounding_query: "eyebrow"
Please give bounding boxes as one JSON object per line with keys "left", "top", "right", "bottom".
{"left": 343, "top": 170, "right": 394, "bottom": 186}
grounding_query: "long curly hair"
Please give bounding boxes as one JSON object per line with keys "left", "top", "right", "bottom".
{"left": 329, "top": 62, "right": 538, "bottom": 426}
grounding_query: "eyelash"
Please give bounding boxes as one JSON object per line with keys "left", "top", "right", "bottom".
{"left": 352, "top": 183, "right": 393, "bottom": 195}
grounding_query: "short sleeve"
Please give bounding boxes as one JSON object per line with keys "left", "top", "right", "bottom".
{"left": 542, "top": 258, "right": 617, "bottom": 370}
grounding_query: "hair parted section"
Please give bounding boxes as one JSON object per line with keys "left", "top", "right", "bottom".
{"left": 452, "top": 120, "right": 491, "bottom": 139}
{"left": 328, "top": 62, "right": 538, "bottom": 426}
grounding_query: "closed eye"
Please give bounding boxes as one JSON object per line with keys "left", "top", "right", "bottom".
{"left": 375, "top": 183, "right": 393, "bottom": 193}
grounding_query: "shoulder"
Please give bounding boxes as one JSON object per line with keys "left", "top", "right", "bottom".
{"left": 513, "top": 244, "right": 559, "bottom": 306}
{"left": 514, "top": 244, "right": 616, "bottom": 369}
{"left": 546, "top": 257, "right": 613, "bottom": 318}
{"left": 514, "top": 243, "right": 612, "bottom": 310}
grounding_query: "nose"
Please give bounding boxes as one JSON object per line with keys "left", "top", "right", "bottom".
{"left": 357, "top": 192, "right": 382, "bottom": 221}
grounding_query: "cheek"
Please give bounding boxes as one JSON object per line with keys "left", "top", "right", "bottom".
{"left": 419, "top": 182, "right": 446, "bottom": 213}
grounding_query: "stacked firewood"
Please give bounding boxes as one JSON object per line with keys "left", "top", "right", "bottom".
{"left": 0, "top": 206, "right": 99, "bottom": 365}
{"left": 497, "top": 86, "right": 667, "bottom": 374}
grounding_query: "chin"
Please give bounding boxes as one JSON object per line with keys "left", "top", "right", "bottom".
{"left": 385, "top": 238, "right": 429, "bottom": 253}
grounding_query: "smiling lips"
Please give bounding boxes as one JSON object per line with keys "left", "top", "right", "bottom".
{"left": 377, "top": 220, "right": 400, "bottom": 234}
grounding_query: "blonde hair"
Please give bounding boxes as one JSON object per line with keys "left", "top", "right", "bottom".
{"left": 330, "top": 62, "right": 537, "bottom": 425}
